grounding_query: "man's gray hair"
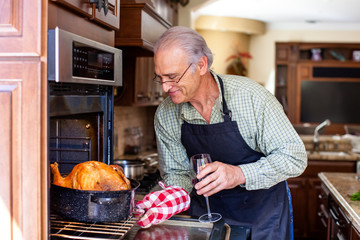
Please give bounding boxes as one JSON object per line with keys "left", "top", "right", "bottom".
{"left": 154, "top": 26, "right": 213, "bottom": 71}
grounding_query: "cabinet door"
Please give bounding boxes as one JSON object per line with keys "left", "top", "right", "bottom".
{"left": 117, "top": 56, "right": 164, "bottom": 106}
{"left": 352, "top": 225, "right": 360, "bottom": 240}
{"left": 287, "top": 178, "right": 308, "bottom": 238}
{"left": 0, "top": 0, "right": 47, "bottom": 239}
{"left": 92, "top": 0, "right": 120, "bottom": 30}
{"left": 51, "top": 0, "right": 120, "bottom": 30}
{"left": 308, "top": 178, "right": 328, "bottom": 239}
{"left": 51, "top": 0, "right": 92, "bottom": 17}
{"left": 0, "top": 62, "right": 45, "bottom": 240}
{"left": 135, "top": 57, "right": 154, "bottom": 104}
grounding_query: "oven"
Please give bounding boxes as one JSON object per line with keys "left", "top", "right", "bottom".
{"left": 47, "top": 27, "right": 142, "bottom": 239}
{"left": 48, "top": 26, "right": 121, "bottom": 173}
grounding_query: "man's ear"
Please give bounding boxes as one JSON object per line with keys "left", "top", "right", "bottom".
{"left": 198, "top": 55, "right": 208, "bottom": 76}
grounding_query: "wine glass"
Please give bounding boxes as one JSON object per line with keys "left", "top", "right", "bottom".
{"left": 190, "top": 153, "right": 222, "bottom": 223}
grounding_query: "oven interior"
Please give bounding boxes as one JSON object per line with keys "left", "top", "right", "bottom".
{"left": 49, "top": 82, "right": 113, "bottom": 173}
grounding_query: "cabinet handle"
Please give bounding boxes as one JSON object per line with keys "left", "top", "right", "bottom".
{"left": 329, "top": 208, "right": 339, "bottom": 221}
{"left": 90, "top": 0, "right": 103, "bottom": 12}
{"left": 103, "top": 0, "right": 108, "bottom": 15}
{"left": 89, "top": 0, "right": 108, "bottom": 15}
{"left": 318, "top": 193, "right": 327, "bottom": 200}
{"left": 335, "top": 220, "right": 345, "bottom": 228}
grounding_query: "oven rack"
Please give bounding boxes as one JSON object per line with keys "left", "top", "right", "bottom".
{"left": 50, "top": 214, "right": 136, "bottom": 239}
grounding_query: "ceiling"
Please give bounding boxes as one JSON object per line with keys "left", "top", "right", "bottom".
{"left": 194, "top": 0, "right": 360, "bottom": 30}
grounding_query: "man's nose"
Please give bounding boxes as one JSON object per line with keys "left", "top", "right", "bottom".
{"left": 162, "top": 82, "right": 172, "bottom": 92}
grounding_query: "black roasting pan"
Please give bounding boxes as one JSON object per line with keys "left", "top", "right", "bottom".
{"left": 50, "top": 179, "right": 139, "bottom": 223}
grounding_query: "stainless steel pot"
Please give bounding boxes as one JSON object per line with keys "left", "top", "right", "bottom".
{"left": 138, "top": 153, "right": 159, "bottom": 174}
{"left": 114, "top": 159, "right": 145, "bottom": 180}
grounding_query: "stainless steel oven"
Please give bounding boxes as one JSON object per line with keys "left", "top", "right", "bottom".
{"left": 48, "top": 27, "right": 122, "bottom": 86}
{"left": 47, "top": 27, "right": 141, "bottom": 239}
{"left": 48, "top": 27, "right": 122, "bottom": 173}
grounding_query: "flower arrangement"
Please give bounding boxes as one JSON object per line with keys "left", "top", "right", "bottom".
{"left": 226, "top": 49, "right": 252, "bottom": 76}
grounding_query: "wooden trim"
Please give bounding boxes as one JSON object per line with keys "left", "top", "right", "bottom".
{"left": 0, "top": 0, "right": 22, "bottom": 36}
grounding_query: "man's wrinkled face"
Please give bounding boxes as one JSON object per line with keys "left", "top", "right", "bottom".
{"left": 154, "top": 46, "right": 201, "bottom": 105}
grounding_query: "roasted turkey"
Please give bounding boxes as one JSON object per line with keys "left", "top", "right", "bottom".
{"left": 50, "top": 161, "right": 131, "bottom": 191}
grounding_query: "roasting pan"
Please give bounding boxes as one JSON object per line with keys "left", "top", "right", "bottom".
{"left": 50, "top": 179, "right": 139, "bottom": 223}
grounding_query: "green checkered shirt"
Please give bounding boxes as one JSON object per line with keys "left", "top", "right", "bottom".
{"left": 154, "top": 71, "right": 307, "bottom": 194}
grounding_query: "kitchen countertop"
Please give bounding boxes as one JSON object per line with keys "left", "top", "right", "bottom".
{"left": 318, "top": 172, "right": 360, "bottom": 231}
{"left": 300, "top": 135, "right": 360, "bottom": 161}
{"left": 307, "top": 151, "right": 360, "bottom": 161}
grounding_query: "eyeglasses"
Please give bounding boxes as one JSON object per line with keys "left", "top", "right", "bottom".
{"left": 152, "top": 63, "right": 192, "bottom": 85}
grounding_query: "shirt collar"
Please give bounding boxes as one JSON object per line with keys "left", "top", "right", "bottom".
{"left": 180, "top": 70, "right": 223, "bottom": 122}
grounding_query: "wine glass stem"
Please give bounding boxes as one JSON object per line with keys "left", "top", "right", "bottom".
{"left": 205, "top": 197, "right": 212, "bottom": 218}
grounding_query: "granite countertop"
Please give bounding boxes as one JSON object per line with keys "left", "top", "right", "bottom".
{"left": 318, "top": 172, "right": 360, "bottom": 231}
{"left": 307, "top": 151, "right": 360, "bottom": 161}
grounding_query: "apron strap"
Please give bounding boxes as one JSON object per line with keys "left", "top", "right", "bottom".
{"left": 218, "top": 76, "right": 232, "bottom": 122}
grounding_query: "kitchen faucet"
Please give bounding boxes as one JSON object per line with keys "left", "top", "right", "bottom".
{"left": 313, "top": 119, "right": 331, "bottom": 150}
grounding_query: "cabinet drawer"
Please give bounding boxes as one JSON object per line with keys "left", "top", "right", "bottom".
{"left": 329, "top": 195, "right": 351, "bottom": 240}
{"left": 302, "top": 160, "right": 356, "bottom": 177}
{"left": 318, "top": 184, "right": 330, "bottom": 229}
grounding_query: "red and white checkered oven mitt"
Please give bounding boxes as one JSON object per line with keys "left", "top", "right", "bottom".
{"left": 135, "top": 181, "right": 190, "bottom": 228}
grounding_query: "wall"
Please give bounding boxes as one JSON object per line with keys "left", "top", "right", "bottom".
{"left": 247, "top": 29, "right": 360, "bottom": 93}
{"left": 197, "top": 29, "right": 250, "bottom": 74}
{"left": 113, "top": 106, "right": 157, "bottom": 158}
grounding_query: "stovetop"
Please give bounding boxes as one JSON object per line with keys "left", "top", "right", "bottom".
{"left": 135, "top": 170, "right": 161, "bottom": 195}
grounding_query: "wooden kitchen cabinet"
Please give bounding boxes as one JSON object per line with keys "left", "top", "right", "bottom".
{"left": 114, "top": 1, "right": 174, "bottom": 106}
{"left": 287, "top": 178, "right": 308, "bottom": 238}
{"left": 275, "top": 42, "right": 360, "bottom": 135}
{"left": 287, "top": 160, "right": 356, "bottom": 240}
{"left": 115, "top": 55, "right": 165, "bottom": 106}
{"left": 328, "top": 193, "right": 352, "bottom": 240}
{"left": 0, "top": 0, "right": 48, "bottom": 239}
{"left": 318, "top": 183, "right": 331, "bottom": 239}
{"left": 50, "top": 0, "right": 120, "bottom": 30}
{"left": 352, "top": 225, "right": 360, "bottom": 240}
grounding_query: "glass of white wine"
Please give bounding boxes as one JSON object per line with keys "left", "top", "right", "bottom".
{"left": 190, "top": 153, "right": 222, "bottom": 223}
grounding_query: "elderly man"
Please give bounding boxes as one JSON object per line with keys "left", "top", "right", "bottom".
{"left": 135, "top": 26, "right": 307, "bottom": 240}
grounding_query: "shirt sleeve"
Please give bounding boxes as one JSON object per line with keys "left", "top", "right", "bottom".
{"left": 154, "top": 106, "right": 194, "bottom": 194}
{"left": 239, "top": 89, "right": 308, "bottom": 190}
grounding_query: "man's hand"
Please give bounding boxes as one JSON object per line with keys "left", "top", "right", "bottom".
{"left": 194, "top": 161, "right": 245, "bottom": 197}
{"left": 136, "top": 181, "right": 190, "bottom": 228}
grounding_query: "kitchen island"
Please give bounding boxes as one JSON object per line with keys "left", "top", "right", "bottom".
{"left": 318, "top": 172, "right": 360, "bottom": 239}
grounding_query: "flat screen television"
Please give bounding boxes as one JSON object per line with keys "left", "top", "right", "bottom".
{"left": 300, "top": 81, "right": 360, "bottom": 124}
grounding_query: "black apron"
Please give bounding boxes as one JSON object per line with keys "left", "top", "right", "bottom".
{"left": 181, "top": 76, "right": 293, "bottom": 240}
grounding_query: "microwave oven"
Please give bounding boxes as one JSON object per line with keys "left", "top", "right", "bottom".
{"left": 48, "top": 27, "right": 122, "bottom": 86}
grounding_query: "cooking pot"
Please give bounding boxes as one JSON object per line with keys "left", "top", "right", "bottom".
{"left": 50, "top": 179, "right": 139, "bottom": 223}
{"left": 114, "top": 159, "right": 145, "bottom": 180}
{"left": 138, "top": 153, "right": 159, "bottom": 174}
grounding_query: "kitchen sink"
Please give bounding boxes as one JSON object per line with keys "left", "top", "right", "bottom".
{"left": 317, "top": 151, "right": 350, "bottom": 156}
{"left": 307, "top": 151, "right": 350, "bottom": 156}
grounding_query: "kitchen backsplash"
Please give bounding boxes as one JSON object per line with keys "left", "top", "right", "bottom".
{"left": 114, "top": 106, "right": 157, "bottom": 158}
